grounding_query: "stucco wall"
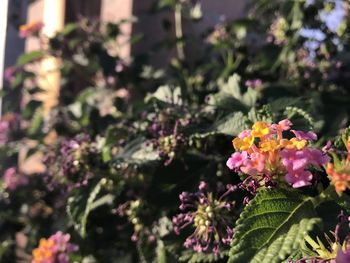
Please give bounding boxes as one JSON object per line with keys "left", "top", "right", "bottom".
{"left": 24, "top": 0, "right": 245, "bottom": 63}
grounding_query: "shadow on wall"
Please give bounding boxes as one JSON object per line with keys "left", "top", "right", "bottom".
{"left": 5, "top": 0, "right": 28, "bottom": 68}
{"left": 24, "top": 0, "right": 246, "bottom": 66}
{"left": 131, "top": 0, "right": 246, "bottom": 67}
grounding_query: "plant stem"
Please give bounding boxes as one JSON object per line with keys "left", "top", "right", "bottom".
{"left": 175, "top": 3, "right": 185, "bottom": 60}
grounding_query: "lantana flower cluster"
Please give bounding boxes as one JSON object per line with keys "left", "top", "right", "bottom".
{"left": 226, "top": 120, "right": 329, "bottom": 189}
{"left": 19, "top": 21, "right": 44, "bottom": 38}
{"left": 173, "top": 182, "right": 236, "bottom": 255}
{"left": 326, "top": 137, "right": 350, "bottom": 193}
{"left": 44, "top": 134, "right": 96, "bottom": 192}
{"left": 32, "top": 231, "right": 78, "bottom": 263}
{"left": 146, "top": 110, "right": 187, "bottom": 166}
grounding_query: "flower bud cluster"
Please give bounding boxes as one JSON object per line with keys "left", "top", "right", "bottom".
{"left": 173, "top": 182, "right": 236, "bottom": 255}
{"left": 44, "top": 134, "right": 96, "bottom": 191}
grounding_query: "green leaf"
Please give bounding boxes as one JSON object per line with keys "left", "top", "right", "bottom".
{"left": 67, "top": 179, "right": 113, "bottom": 238}
{"left": 189, "top": 111, "right": 249, "bottom": 140}
{"left": 0, "top": 240, "right": 13, "bottom": 261}
{"left": 61, "top": 23, "right": 78, "bottom": 35}
{"left": 212, "top": 111, "right": 249, "bottom": 136}
{"left": 28, "top": 107, "right": 43, "bottom": 135}
{"left": 313, "top": 185, "right": 350, "bottom": 208}
{"left": 190, "top": 3, "right": 203, "bottom": 20}
{"left": 206, "top": 74, "right": 257, "bottom": 111}
{"left": 179, "top": 250, "right": 228, "bottom": 263}
{"left": 220, "top": 74, "right": 257, "bottom": 107}
{"left": 205, "top": 94, "right": 247, "bottom": 112}
{"left": 16, "top": 51, "right": 44, "bottom": 66}
{"left": 156, "top": 240, "right": 167, "bottom": 263}
{"left": 250, "top": 218, "right": 320, "bottom": 263}
{"left": 228, "top": 189, "right": 320, "bottom": 263}
{"left": 115, "top": 137, "right": 160, "bottom": 164}
{"left": 145, "top": 85, "right": 182, "bottom": 105}
{"left": 283, "top": 106, "right": 315, "bottom": 129}
{"left": 157, "top": 0, "right": 177, "bottom": 9}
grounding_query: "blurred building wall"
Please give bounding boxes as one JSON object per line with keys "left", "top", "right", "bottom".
{"left": 130, "top": 0, "right": 246, "bottom": 66}
{"left": 23, "top": 0, "right": 245, "bottom": 64}
{"left": 2, "top": 0, "right": 28, "bottom": 113}
{"left": 101, "top": 0, "right": 133, "bottom": 60}
{"left": 4, "top": 0, "right": 28, "bottom": 68}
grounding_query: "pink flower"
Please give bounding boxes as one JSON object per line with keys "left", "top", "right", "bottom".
{"left": 32, "top": 231, "right": 78, "bottom": 263}
{"left": 0, "top": 120, "right": 10, "bottom": 145}
{"left": 280, "top": 149, "right": 308, "bottom": 171}
{"left": 3, "top": 167, "right": 28, "bottom": 191}
{"left": 226, "top": 151, "right": 248, "bottom": 170}
{"left": 0, "top": 113, "right": 20, "bottom": 146}
{"left": 57, "top": 253, "right": 69, "bottom": 263}
{"left": 51, "top": 231, "right": 72, "bottom": 252}
{"left": 277, "top": 119, "right": 292, "bottom": 131}
{"left": 270, "top": 119, "right": 292, "bottom": 132}
{"left": 240, "top": 160, "right": 256, "bottom": 175}
{"left": 291, "top": 130, "right": 317, "bottom": 141}
{"left": 304, "top": 148, "right": 330, "bottom": 166}
{"left": 115, "top": 61, "right": 125, "bottom": 73}
{"left": 115, "top": 88, "right": 129, "bottom": 99}
{"left": 250, "top": 152, "right": 266, "bottom": 172}
{"left": 245, "top": 79, "right": 262, "bottom": 89}
{"left": 285, "top": 170, "right": 313, "bottom": 188}
{"left": 240, "top": 153, "right": 265, "bottom": 175}
{"left": 238, "top": 130, "right": 251, "bottom": 139}
{"left": 4, "top": 67, "right": 17, "bottom": 83}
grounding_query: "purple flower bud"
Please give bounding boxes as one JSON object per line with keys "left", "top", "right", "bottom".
{"left": 226, "top": 184, "right": 238, "bottom": 192}
{"left": 336, "top": 247, "right": 350, "bottom": 263}
{"left": 148, "top": 235, "right": 156, "bottom": 243}
{"left": 179, "top": 191, "right": 191, "bottom": 202}
{"left": 198, "top": 181, "right": 208, "bottom": 191}
{"left": 243, "top": 196, "right": 250, "bottom": 205}
{"left": 322, "top": 140, "right": 333, "bottom": 153}
{"left": 131, "top": 234, "right": 138, "bottom": 242}
{"left": 193, "top": 244, "right": 203, "bottom": 253}
{"left": 291, "top": 129, "right": 317, "bottom": 141}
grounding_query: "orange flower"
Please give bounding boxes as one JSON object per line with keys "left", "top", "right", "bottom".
{"left": 326, "top": 163, "right": 350, "bottom": 193}
{"left": 32, "top": 238, "right": 55, "bottom": 263}
{"left": 19, "top": 21, "right": 43, "bottom": 38}
{"left": 259, "top": 140, "right": 279, "bottom": 152}
{"left": 31, "top": 231, "right": 78, "bottom": 263}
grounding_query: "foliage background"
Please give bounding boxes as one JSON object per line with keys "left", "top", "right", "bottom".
{"left": 1, "top": 0, "right": 350, "bottom": 262}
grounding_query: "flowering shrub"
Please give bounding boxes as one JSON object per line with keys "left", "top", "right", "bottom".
{"left": 2, "top": 0, "right": 350, "bottom": 262}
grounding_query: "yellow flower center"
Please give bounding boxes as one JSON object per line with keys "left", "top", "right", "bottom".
{"left": 232, "top": 136, "right": 254, "bottom": 151}
{"left": 290, "top": 138, "right": 307, "bottom": 150}
{"left": 251, "top": 122, "right": 270, "bottom": 138}
{"left": 259, "top": 140, "right": 278, "bottom": 152}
